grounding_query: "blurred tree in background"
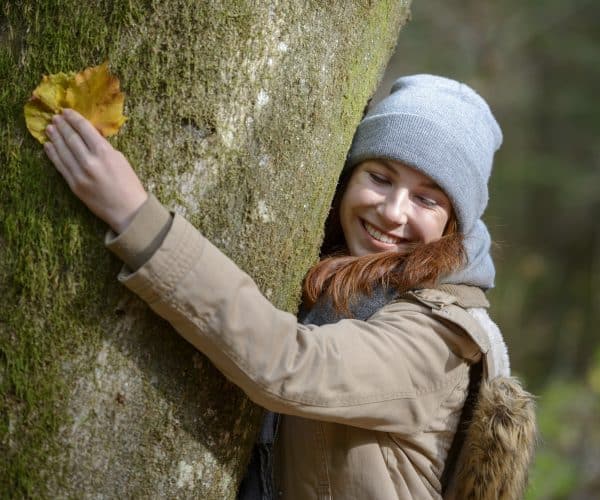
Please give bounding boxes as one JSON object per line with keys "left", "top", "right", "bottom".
{"left": 375, "top": 1, "right": 599, "bottom": 498}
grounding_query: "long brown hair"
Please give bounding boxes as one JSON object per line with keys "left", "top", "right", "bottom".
{"left": 302, "top": 168, "right": 466, "bottom": 314}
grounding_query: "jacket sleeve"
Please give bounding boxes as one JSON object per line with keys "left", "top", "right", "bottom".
{"left": 107, "top": 206, "right": 476, "bottom": 434}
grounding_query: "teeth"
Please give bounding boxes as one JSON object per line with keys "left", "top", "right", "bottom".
{"left": 364, "top": 222, "right": 402, "bottom": 244}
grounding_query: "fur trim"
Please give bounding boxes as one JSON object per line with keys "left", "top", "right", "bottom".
{"left": 445, "top": 376, "right": 537, "bottom": 500}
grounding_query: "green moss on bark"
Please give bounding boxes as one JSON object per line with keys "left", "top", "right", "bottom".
{"left": 1, "top": 0, "right": 410, "bottom": 497}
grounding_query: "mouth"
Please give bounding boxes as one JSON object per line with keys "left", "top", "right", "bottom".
{"left": 362, "top": 220, "right": 407, "bottom": 245}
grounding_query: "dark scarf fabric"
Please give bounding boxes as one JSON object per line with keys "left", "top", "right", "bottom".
{"left": 237, "top": 286, "right": 398, "bottom": 500}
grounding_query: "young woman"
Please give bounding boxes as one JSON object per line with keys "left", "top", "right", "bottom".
{"left": 43, "top": 74, "right": 535, "bottom": 499}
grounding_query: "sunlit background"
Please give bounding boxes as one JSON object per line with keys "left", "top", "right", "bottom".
{"left": 374, "top": 1, "right": 600, "bottom": 498}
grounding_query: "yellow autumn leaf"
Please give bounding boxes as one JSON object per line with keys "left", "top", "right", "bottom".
{"left": 65, "top": 62, "right": 127, "bottom": 137}
{"left": 24, "top": 61, "right": 127, "bottom": 144}
{"left": 24, "top": 71, "right": 74, "bottom": 143}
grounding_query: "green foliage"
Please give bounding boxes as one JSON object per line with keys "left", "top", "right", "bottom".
{"left": 525, "top": 354, "right": 600, "bottom": 499}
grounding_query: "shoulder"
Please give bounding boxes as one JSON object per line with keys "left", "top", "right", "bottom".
{"left": 370, "top": 285, "right": 490, "bottom": 366}
{"left": 381, "top": 285, "right": 511, "bottom": 379}
{"left": 349, "top": 292, "right": 473, "bottom": 391}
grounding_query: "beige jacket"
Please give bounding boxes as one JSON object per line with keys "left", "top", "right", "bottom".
{"left": 106, "top": 196, "right": 535, "bottom": 499}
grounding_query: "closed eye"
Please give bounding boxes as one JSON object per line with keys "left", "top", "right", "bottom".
{"left": 369, "top": 172, "right": 390, "bottom": 185}
{"left": 416, "top": 195, "right": 438, "bottom": 207}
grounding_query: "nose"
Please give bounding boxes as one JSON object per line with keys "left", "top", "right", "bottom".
{"left": 379, "top": 188, "right": 409, "bottom": 225}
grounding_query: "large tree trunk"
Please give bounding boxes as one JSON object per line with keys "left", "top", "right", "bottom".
{"left": 0, "top": 1, "right": 410, "bottom": 497}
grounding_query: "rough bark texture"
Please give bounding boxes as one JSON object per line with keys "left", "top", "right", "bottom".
{"left": 0, "top": 1, "right": 410, "bottom": 497}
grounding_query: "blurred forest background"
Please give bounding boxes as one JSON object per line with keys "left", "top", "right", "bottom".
{"left": 373, "top": 1, "right": 599, "bottom": 498}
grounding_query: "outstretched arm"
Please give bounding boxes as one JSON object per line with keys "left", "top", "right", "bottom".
{"left": 108, "top": 209, "right": 472, "bottom": 433}
{"left": 44, "top": 109, "right": 148, "bottom": 233}
{"left": 44, "top": 109, "right": 472, "bottom": 433}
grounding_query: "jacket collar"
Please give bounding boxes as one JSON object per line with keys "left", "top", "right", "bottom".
{"left": 406, "top": 284, "right": 489, "bottom": 310}
{"left": 437, "top": 284, "right": 489, "bottom": 308}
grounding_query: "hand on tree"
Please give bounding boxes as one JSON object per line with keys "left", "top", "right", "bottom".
{"left": 44, "top": 109, "right": 148, "bottom": 233}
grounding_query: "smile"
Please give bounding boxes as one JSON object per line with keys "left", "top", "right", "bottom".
{"left": 362, "top": 221, "right": 404, "bottom": 245}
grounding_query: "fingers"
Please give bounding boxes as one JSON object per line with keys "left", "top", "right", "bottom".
{"left": 50, "top": 113, "right": 90, "bottom": 166}
{"left": 45, "top": 122, "right": 85, "bottom": 181}
{"left": 43, "top": 140, "right": 76, "bottom": 188}
{"left": 62, "top": 108, "right": 105, "bottom": 152}
{"left": 44, "top": 110, "right": 112, "bottom": 191}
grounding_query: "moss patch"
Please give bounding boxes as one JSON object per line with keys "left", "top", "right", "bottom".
{"left": 1, "top": 0, "right": 410, "bottom": 497}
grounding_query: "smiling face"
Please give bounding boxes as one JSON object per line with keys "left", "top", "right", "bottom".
{"left": 339, "top": 159, "right": 452, "bottom": 257}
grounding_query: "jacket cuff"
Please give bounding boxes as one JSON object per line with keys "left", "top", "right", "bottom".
{"left": 114, "top": 213, "right": 205, "bottom": 306}
{"left": 104, "top": 194, "right": 173, "bottom": 271}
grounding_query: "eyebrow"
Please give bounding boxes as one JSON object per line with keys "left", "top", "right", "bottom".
{"left": 378, "top": 159, "right": 443, "bottom": 191}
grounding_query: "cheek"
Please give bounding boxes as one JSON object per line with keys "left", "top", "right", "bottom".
{"left": 437, "top": 213, "right": 451, "bottom": 237}
{"left": 344, "top": 182, "right": 380, "bottom": 208}
{"left": 421, "top": 211, "right": 450, "bottom": 242}
{"left": 339, "top": 182, "right": 360, "bottom": 217}
{"left": 440, "top": 208, "right": 451, "bottom": 233}
{"left": 339, "top": 191, "right": 350, "bottom": 221}
{"left": 338, "top": 190, "right": 353, "bottom": 238}
{"left": 338, "top": 183, "right": 368, "bottom": 237}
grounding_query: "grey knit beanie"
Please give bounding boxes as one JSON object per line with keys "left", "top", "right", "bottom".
{"left": 346, "top": 74, "right": 503, "bottom": 289}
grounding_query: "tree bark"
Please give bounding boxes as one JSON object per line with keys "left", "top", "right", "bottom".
{"left": 0, "top": 1, "right": 410, "bottom": 497}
